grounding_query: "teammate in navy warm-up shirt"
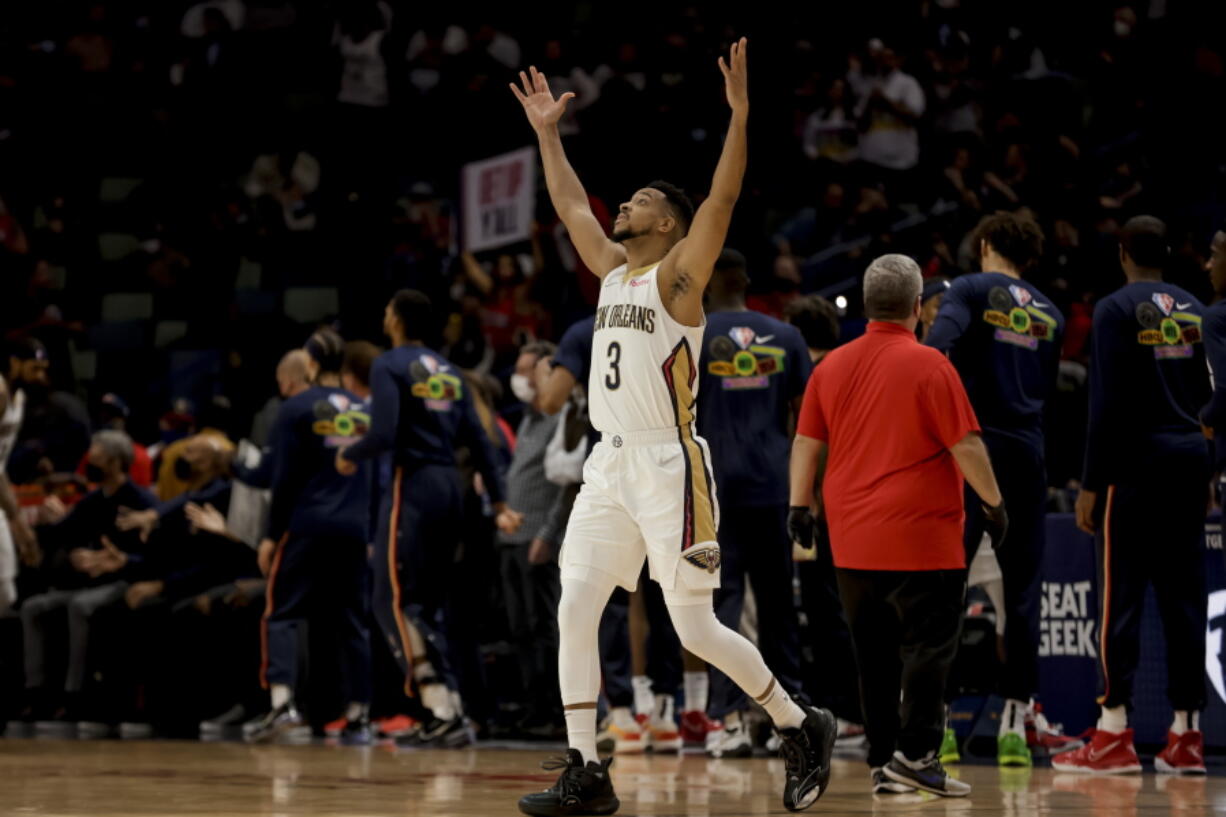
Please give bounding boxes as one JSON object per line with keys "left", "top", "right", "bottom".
{"left": 696, "top": 250, "right": 811, "bottom": 742}
{"left": 1060, "top": 217, "right": 1212, "bottom": 774}
{"left": 924, "top": 212, "right": 1065, "bottom": 765}
{"left": 337, "top": 290, "right": 512, "bottom": 747}
{"left": 249, "top": 329, "right": 374, "bottom": 744}
{"left": 1200, "top": 225, "right": 1226, "bottom": 473}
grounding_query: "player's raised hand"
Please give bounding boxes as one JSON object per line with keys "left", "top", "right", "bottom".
{"left": 509, "top": 65, "right": 575, "bottom": 133}
{"left": 719, "top": 37, "right": 748, "bottom": 117}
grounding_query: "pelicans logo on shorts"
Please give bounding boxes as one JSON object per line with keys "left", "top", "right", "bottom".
{"left": 684, "top": 546, "right": 722, "bottom": 574}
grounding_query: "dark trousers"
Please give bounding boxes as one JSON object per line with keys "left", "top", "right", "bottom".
{"left": 798, "top": 557, "right": 861, "bottom": 723}
{"left": 837, "top": 568, "right": 964, "bottom": 767}
{"left": 1097, "top": 462, "right": 1209, "bottom": 712}
{"left": 599, "top": 589, "right": 634, "bottom": 708}
{"left": 710, "top": 505, "right": 803, "bottom": 718}
{"left": 499, "top": 542, "right": 561, "bottom": 719}
{"left": 262, "top": 534, "right": 372, "bottom": 705}
{"left": 641, "top": 568, "right": 682, "bottom": 696}
{"left": 371, "top": 464, "right": 463, "bottom": 696}
{"left": 962, "top": 431, "right": 1047, "bottom": 701}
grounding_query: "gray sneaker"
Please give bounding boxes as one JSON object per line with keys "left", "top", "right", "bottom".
{"left": 883, "top": 752, "right": 971, "bottom": 797}
{"left": 871, "top": 766, "right": 915, "bottom": 794}
{"left": 244, "top": 703, "right": 304, "bottom": 744}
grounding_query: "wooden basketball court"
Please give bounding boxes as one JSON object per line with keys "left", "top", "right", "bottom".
{"left": 1, "top": 739, "right": 1221, "bottom": 815}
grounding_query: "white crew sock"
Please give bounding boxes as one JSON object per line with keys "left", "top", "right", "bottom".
{"left": 270, "top": 683, "right": 292, "bottom": 710}
{"left": 345, "top": 702, "right": 369, "bottom": 722}
{"left": 1171, "top": 710, "right": 1199, "bottom": 735}
{"left": 632, "top": 675, "right": 654, "bottom": 717}
{"left": 684, "top": 670, "right": 709, "bottom": 713}
{"left": 1098, "top": 705, "right": 1127, "bottom": 733}
{"left": 565, "top": 708, "right": 598, "bottom": 765}
{"left": 999, "top": 698, "right": 1027, "bottom": 737}
{"left": 421, "top": 682, "right": 455, "bottom": 721}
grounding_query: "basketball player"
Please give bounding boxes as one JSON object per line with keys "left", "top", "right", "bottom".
{"left": 337, "top": 290, "right": 518, "bottom": 748}
{"left": 247, "top": 329, "right": 374, "bottom": 745}
{"left": 512, "top": 40, "right": 836, "bottom": 817}
{"left": 1058, "top": 216, "right": 1211, "bottom": 774}
{"left": 924, "top": 212, "right": 1072, "bottom": 766}
{"left": 697, "top": 249, "right": 809, "bottom": 757}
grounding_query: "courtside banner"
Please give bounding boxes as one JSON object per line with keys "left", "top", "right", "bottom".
{"left": 461, "top": 147, "right": 536, "bottom": 253}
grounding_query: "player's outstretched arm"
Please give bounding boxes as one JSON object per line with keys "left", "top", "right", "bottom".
{"left": 511, "top": 66, "right": 625, "bottom": 278}
{"left": 660, "top": 37, "right": 748, "bottom": 316}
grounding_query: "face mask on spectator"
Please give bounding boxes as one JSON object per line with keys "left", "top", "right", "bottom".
{"left": 510, "top": 374, "right": 536, "bottom": 403}
{"left": 85, "top": 463, "right": 105, "bottom": 483}
{"left": 174, "top": 457, "right": 197, "bottom": 481}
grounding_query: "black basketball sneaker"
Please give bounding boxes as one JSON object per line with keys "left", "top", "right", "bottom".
{"left": 777, "top": 705, "right": 838, "bottom": 811}
{"left": 518, "top": 749, "right": 619, "bottom": 816}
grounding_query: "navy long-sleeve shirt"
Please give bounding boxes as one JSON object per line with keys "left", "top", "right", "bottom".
{"left": 1201, "top": 301, "right": 1226, "bottom": 469}
{"left": 340, "top": 345, "right": 506, "bottom": 504}
{"left": 696, "top": 310, "right": 812, "bottom": 507}
{"left": 1082, "top": 280, "right": 1211, "bottom": 490}
{"left": 266, "top": 386, "right": 373, "bottom": 542}
{"left": 925, "top": 272, "right": 1064, "bottom": 446}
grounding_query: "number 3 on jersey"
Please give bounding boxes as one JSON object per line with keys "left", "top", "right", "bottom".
{"left": 606, "top": 342, "right": 622, "bottom": 390}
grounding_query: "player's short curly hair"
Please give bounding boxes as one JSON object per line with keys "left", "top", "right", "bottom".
{"left": 973, "top": 211, "right": 1045, "bottom": 273}
{"left": 647, "top": 180, "right": 695, "bottom": 235}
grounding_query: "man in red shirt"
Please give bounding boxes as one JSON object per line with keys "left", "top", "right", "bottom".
{"left": 788, "top": 254, "right": 1006, "bottom": 798}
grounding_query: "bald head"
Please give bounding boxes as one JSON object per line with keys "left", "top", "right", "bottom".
{"left": 863, "top": 254, "right": 923, "bottom": 321}
{"left": 276, "top": 350, "right": 311, "bottom": 399}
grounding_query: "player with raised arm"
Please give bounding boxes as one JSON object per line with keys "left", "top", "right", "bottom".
{"left": 511, "top": 39, "right": 836, "bottom": 817}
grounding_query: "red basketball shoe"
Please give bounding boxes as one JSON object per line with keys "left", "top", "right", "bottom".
{"left": 1154, "top": 731, "right": 1206, "bottom": 775}
{"left": 1050, "top": 728, "right": 1141, "bottom": 775}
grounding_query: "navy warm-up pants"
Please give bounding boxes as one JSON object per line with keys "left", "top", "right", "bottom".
{"left": 1095, "top": 449, "right": 1210, "bottom": 713}
{"left": 262, "top": 533, "right": 372, "bottom": 704}
{"left": 709, "top": 505, "right": 804, "bottom": 719}
{"left": 961, "top": 430, "right": 1047, "bottom": 702}
{"left": 371, "top": 463, "right": 464, "bottom": 696}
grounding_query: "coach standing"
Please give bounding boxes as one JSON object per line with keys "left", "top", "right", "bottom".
{"left": 788, "top": 254, "right": 1005, "bottom": 798}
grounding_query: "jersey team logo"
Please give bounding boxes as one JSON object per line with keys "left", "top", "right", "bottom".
{"left": 1152, "top": 292, "right": 1175, "bottom": 316}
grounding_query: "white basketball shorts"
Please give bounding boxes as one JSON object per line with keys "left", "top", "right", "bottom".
{"left": 561, "top": 426, "right": 721, "bottom": 593}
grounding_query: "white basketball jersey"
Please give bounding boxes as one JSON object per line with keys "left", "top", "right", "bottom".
{"left": 588, "top": 263, "right": 707, "bottom": 433}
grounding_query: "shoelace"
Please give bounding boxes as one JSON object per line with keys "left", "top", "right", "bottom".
{"left": 540, "top": 756, "right": 585, "bottom": 799}
{"left": 779, "top": 732, "right": 810, "bottom": 780}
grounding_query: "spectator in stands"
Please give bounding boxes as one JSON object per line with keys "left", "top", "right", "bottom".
{"left": 154, "top": 397, "right": 235, "bottom": 502}
{"left": 2, "top": 375, "right": 39, "bottom": 610}
{"left": 851, "top": 41, "right": 926, "bottom": 192}
{"left": 18, "top": 430, "right": 156, "bottom": 724}
{"left": 5, "top": 338, "right": 91, "bottom": 484}
{"left": 499, "top": 340, "right": 565, "bottom": 737}
{"left": 75, "top": 394, "right": 152, "bottom": 487}
{"left": 802, "top": 77, "right": 858, "bottom": 166}
{"left": 119, "top": 434, "right": 235, "bottom": 551}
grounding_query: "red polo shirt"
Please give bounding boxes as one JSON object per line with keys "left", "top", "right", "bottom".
{"left": 798, "top": 321, "right": 980, "bottom": 571}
